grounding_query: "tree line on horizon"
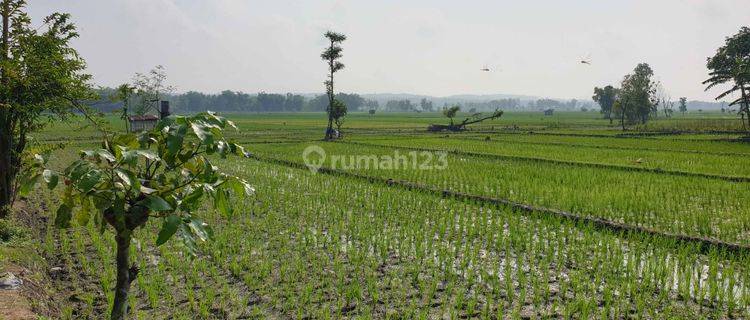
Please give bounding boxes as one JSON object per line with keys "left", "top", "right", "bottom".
{"left": 87, "top": 87, "right": 727, "bottom": 115}
{"left": 0, "top": 0, "right": 747, "bottom": 317}
{"left": 89, "top": 88, "right": 377, "bottom": 114}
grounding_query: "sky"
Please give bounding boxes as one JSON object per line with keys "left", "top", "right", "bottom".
{"left": 28, "top": 0, "right": 748, "bottom": 101}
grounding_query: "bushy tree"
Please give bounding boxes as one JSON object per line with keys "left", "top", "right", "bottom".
{"left": 703, "top": 27, "right": 750, "bottom": 128}
{"left": 420, "top": 98, "right": 433, "bottom": 112}
{"left": 336, "top": 93, "right": 364, "bottom": 111}
{"left": 385, "top": 99, "right": 414, "bottom": 112}
{"left": 31, "top": 112, "right": 252, "bottom": 319}
{"left": 331, "top": 99, "right": 347, "bottom": 133}
{"left": 592, "top": 85, "right": 618, "bottom": 124}
{"left": 616, "top": 63, "right": 659, "bottom": 130}
{"left": 679, "top": 97, "right": 688, "bottom": 115}
{"left": 321, "top": 31, "right": 346, "bottom": 140}
{"left": 443, "top": 106, "right": 460, "bottom": 125}
{"left": 0, "top": 0, "right": 92, "bottom": 217}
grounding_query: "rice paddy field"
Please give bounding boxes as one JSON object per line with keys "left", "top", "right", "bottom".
{"left": 14, "top": 111, "right": 750, "bottom": 318}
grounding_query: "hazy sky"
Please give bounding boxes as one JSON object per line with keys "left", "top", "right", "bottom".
{"left": 28, "top": 0, "right": 748, "bottom": 101}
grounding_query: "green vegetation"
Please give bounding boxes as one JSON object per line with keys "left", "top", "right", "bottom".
{"left": 34, "top": 112, "right": 252, "bottom": 319}
{"left": 704, "top": 26, "right": 750, "bottom": 128}
{"left": 4, "top": 111, "right": 747, "bottom": 318}
{"left": 0, "top": 6, "right": 748, "bottom": 319}
{"left": 322, "top": 30, "right": 347, "bottom": 140}
{"left": 0, "top": 0, "right": 92, "bottom": 217}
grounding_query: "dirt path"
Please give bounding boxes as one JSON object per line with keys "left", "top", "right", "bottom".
{"left": 0, "top": 264, "right": 36, "bottom": 320}
{"left": 0, "top": 200, "right": 58, "bottom": 319}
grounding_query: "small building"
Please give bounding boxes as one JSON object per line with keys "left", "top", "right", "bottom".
{"left": 128, "top": 115, "right": 159, "bottom": 132}
{"left": 543, "top": 109, "right": 554, "bottom": 116}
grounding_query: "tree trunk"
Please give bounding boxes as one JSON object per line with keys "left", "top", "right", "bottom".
{"left": 111, "top": 230, "right": 136, "bottom": 320}
{"left": 0, "top": 124, "right": 12, "bottom": 218}
{"left": 740, "top": 85, "right": 749, "bottom": 130}
{"left": 0, "top": 1, "right": 11, "bottom": 218}
{"left": 324, "top": 43, "right": 335, "bottom": 141}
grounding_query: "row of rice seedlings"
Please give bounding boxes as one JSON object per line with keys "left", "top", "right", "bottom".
{"left": 200, "top": 158, "right": 750, "bottom": 318}
{"left": 28, "top": 136, "right": 750, "bottom": 318}
{"left": 450, "top": 131, "right": 750, "bottom": 156}
{"left": 456, "top": 134, "right": 750, "bottom": 155}
{"left": 25, "top": 183, "right": 252, "bottom": 319}
{"left": 248, "top": 142, "right": 750, "bottom": 245}
{"left": 348, "top": 137, "right": 750, "bottom": 177}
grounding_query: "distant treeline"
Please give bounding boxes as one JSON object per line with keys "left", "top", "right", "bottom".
{"left": 88, "top": 87, "right": 728, "bottom": 114}
{"left": 90, "top": 88, "right": 378, "bottom": 113}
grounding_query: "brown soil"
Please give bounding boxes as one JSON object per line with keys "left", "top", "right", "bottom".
{"left": 0, "top": 200, "right": 58, "bottom": 319}
{"left": 0, "top": 264, "right": 36, "bottom": 320}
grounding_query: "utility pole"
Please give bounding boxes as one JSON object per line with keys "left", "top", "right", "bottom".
{"left": 160, "top": 101, "right": 170, "bottom": 119}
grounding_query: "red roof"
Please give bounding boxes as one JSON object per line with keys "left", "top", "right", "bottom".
{"left": 128, "top": 115, "right": 159, "bottom": 121}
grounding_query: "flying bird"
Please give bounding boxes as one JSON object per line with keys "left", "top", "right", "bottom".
{"left": 580, "top": 53, "right": 592, "bottom": 65}
{"left": 480, "top": 64, "right": 501, "bottom": 72}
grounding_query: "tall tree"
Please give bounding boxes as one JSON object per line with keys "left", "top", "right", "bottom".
{"left": 703, "top": 27, "right": 750, "bottom": 129}
{"left": 131, "top": 65, "right": 173, "bottom": 116}
{"left": 321, "top": 31, "right": 346, "bottom": 140}
{"left": 678, "top": 97, "right": 688, "bottom": 115}
{"left": 592, "top": 85, "right": 618, "bottom": 124}
{"left": 0, "top": 0, "right": 92, "bottom": 217}
{"left": 616, "top": 63, "right": 659, "bottom": 129}
{"left": 420, "top": 98, "right": 433, "bottom": 112}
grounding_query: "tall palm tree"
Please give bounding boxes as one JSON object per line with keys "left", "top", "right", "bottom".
{"left": 703, "top": 27, "right": 750, "bottom": 129}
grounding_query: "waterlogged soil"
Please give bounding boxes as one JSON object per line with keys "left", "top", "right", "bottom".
{"left": 301, "top": 225, "right": 732, "bottom": 319}
{"left": 9, "top": 186, "right": 749, "bottom": 319}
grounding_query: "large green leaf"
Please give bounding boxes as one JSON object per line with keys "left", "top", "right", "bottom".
{"left": 156, "top": 215, "right": 181, "bottom": 246}
{"left": 178, "top": 224, "right": 198, "bottom": 256}
{"left": 136, "top": 150, "right": 160, "bottom": 161}
{"left": 138, "top": 195, "right": 172, "bottom": 211}
{"left": 180, "top": 187, "right": 204, "bottom": 212}
{"left": 96, "top": 149, "right": 116, "bottom": 162}
{"left": 115, "top": 168, "right": 140, "bottom": 192}
{"left": 214, "top": 189, "right": 233, "bottom": 217}
{"left": 92, "top": 191, "right": 113, "bottom": 213}
{"left": 18, "top": 173, "right": 41, "bottom": 196}
{"left": 76, "top": 169, "right": 102, "bottom": 193}
{"left": 188, "top": 218, "right": 212, "bottom": 242}
{"left": 226, "top": 177, "right": 254, "bottom": 196}
{"left": 165, "top": 133, "right": 184, "bottom": 156}
{"left": 112, "top": 133, "right": 139, "bottom": 150}
{"left": 190, "top": 122, "right": 214, "bottom": 144}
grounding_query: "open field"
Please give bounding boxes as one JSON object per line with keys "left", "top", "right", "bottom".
{"left": 5, "top": 111, "right": 750, "bottom": 319}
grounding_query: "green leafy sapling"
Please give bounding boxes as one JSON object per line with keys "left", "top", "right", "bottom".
{"left": 35, "top": 112, "right": 252, "bottom": 320}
